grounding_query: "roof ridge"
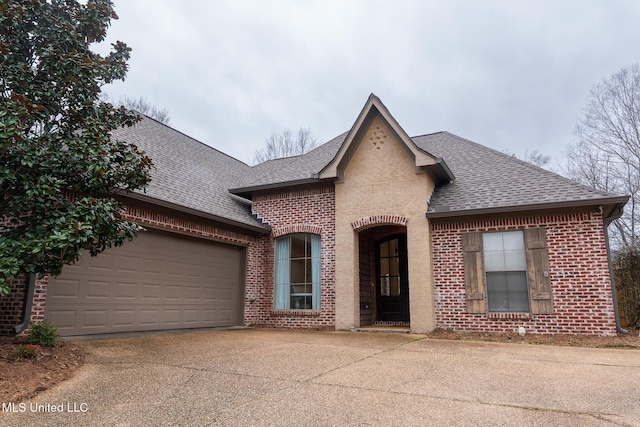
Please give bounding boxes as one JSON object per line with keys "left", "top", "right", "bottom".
{"left": 410, "top": 131, "right": 448, "bottom": 139}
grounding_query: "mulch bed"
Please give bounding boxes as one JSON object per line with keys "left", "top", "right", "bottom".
{"left": 0, "top": 336, "right": 85, "bottom": 404}
{"left": 427, "top": 327, "right": 640, "bottom": 348}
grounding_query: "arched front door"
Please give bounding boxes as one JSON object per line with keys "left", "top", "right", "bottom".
{"left": 375, "top": 234, "right": 409, "bottom": 322}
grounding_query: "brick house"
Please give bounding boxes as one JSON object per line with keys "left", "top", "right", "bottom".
{"left": 0, "top": 95, "right": 628, "bottom": 336}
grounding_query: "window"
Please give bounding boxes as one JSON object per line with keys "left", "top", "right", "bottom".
{"left": 462, "top": 227, "right": 553, "bottom": 315}
{"left": 274, "top": 233, "right": 321, "bottom": 310}
{"left": 483, "top": 231, "right": 529, "bottom": 312}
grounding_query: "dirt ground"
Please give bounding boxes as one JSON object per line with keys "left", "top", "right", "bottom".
{"left": 0, "top": 336, "right": 85, "bottom": 404}
{"left": 0, "top": 327, "right": 637, "bottom": 404}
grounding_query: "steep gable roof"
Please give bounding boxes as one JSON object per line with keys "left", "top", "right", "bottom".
{"left": 230, "top": 94, "right": 454, "bottom": 196}
{"left": 318, "top": 94, "right": 453, "bottom": 184}
{"left": 111, "top": 116, "right": 268, "bottom": 233}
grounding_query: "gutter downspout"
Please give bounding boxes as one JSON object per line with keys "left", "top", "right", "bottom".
{"left": 604, "top": 206, "right": 628, "bottom": 335}
{"left": 14, "top": 273, "right": 36, "bottom": 335}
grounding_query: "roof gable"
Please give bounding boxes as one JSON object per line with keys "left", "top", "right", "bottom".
{"left": 318, "top": 94, "right": 452, "bottom": 183}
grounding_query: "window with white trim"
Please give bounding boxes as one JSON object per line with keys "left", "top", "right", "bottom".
{"left": 274, "top": 233, "right": 321, "bottom": 310}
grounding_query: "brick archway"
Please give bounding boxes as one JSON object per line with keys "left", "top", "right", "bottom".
{"left": 351, "top": 215, "right": 408, "bottom": 232}
{"left": 271, "top": 224, "right": 323, "bottom": 238}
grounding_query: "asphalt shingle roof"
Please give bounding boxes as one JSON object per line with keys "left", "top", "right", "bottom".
{"left": 413, "top": 132, "right": 625, "bottom": 216}
{"left": 235, "top": 132, "right": 348, "bottom": 191}
{"left": 111, "top": 117, "right": 267, "bottom": 231}
{"left": 115, "top": 116, "right": 626, "bottom": 230}
{"left": 240, "top": 130, "right": 625, "bottom": 216}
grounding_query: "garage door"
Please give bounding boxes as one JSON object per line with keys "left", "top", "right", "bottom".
{"left": 45, "top": 231, "right": 245, "bottom": 336}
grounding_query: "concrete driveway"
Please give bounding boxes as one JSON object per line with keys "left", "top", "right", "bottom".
{"left": 1, "top": 329, "right": 639, "bottom": 426}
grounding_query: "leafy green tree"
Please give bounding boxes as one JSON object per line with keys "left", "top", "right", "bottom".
{"left": 0, "top": 0, "right": 153, "bottom": 295}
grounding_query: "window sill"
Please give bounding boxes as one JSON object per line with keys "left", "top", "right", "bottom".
{"left": 271, "top": 309, "right": 321, "bottom": 317}
{"left": 487, "top": 312, "right": 531, "bottom": 320}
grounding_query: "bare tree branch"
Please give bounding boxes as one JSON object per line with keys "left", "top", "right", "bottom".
{"left": 523, "top": 149, "right": 552, "bottom": 168}
{"left": 100, "top": 94, "right": 171, "bottom": 125}
{"left": 567, "top": 63, "right": 640, "bottom": 249}
{"left": 253, "top": 127, "right": 319, "bottom": 164}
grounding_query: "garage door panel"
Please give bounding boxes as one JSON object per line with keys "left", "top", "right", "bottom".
{"left": 167, "top": 261, "right": 183, "bottom": 276}
{"left": 141, "top": 283, "right": 161, "bottom": 300}
{"left": 49, "top": 279, "right": 80, "bottom": 298}
{"left": 162, "top": 309, "right": 181, "bottom": 325}
{"left": 139, "top": 309, "right": 160, "bottom": 326}
{"left": 164, "top": 284, "right": 183, "bottom": 300}
{"left": 86, "top": 281, "right": 110, "bottom": 299}
{"left": 184, "top": 309, "right": 199, "bottom": 324}
{"left": 45, "top": 231, "right": 244, "bottom": 336}
{"left": 113, "top": 310, "right": 135, "bottom": 327}
{"left": 218, "top": 309, "right": 233, "bottom": 323}
{"left": 84, "top": 310, "right": 108, "bottom": 328}
{"left": 117, "top": 255, "right": 140, "bottom": 273}
{"left": 114, "top": 282, "right": 137, "bottom": 300}
{"left": 47, "top": 310, "right": 76, "bottom": 331}
{"left": 87, "top": 253, "right": 114, "bottom": 271}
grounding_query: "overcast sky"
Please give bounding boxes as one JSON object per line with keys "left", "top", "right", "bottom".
{"left": 98, "top": 0, "right": 640, "bottom": 167}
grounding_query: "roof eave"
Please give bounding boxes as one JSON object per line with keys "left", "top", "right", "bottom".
{"left": 426, "top": 196, "right": 630, "bottom": 219}
{"left": 424, "top": 158, "right": 455, "bottom": 185}
{"left": 120, "top": 192, "right": 271, "bottom": 235}
{"left": 229, "top": 177, "right": 322, "bottom": 198}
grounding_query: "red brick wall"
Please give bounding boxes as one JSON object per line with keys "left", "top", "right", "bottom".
{"left": 0, "top": 276, "right": 27, "bottom": 335}
{"left": 248, "top": 185, "right": 336, "bottom": 328}
{"left": 432, "top": 212, "right": 617, "bottom": 335}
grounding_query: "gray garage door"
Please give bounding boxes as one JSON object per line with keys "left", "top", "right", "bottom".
{"left": 45, "top": 230, "right": 245, "bottom": 336}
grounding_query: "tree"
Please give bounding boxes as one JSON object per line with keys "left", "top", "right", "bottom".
{"left": 253, "top": 127, "right": 319, "bottom": 164}
{"left": 501, "top": 149, "right": 552, "bottom": 169}
{"left": 567, "top": 64, "right": 640, "bottom": 328}
{"left": 565, "top": 63, "right": 640, "bottom": 249}
{"left": 101, "top": 94, "right": 171, "bottom": 125}
{"left": 523, "top": 149, "right": 551, "bottom": 168}
{"left": 614, "top": 245, "right": 640, "bottom": 327}
{"left": 0, "top": 0, "right": 153, "bottom": 295}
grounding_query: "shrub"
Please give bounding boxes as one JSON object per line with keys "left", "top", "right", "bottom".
{"left": 15, "top": 344, "right": 41, "bottom": 359}
{"left": 614, "top": 245, "right": 640, "bottom": 328}
{"left": 28, "top": 320, "right": 60, "bottom": 348}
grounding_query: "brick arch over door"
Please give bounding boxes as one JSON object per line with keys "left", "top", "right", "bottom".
{"left": 272, "top": 224, "right": 323, "bottom": 238}
{"left": 351, "top": 215, "right": 409, "bottom": 232}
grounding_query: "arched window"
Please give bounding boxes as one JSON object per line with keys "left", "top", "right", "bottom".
{"left": 274, "top": 233, "right": 321, "bottom": 310}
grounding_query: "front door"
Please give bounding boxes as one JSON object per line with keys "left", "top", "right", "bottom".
{"left": 375, "top": 234, "right": 409, "bottom": 322}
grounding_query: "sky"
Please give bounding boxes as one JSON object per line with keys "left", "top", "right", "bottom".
{"left": 97, "top": 0, "right": 640, "bottom": 167}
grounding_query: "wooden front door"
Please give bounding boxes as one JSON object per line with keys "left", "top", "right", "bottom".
{"left": 375, "top": 234, "right": 409, "bottom": 322}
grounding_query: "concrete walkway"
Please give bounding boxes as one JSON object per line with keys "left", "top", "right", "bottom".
{"left": 1, "top": 329, "right": 639, "bottom": 426}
